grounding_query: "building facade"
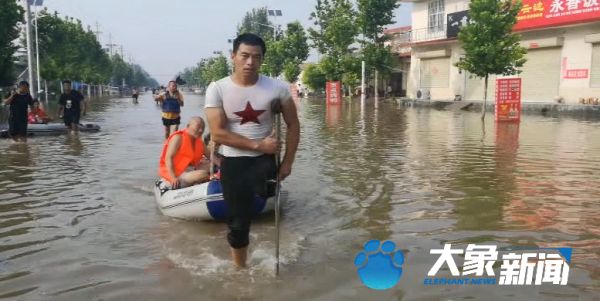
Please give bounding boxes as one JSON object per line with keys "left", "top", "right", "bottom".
{"left": 384, "top": 26, "right": 412, "bottom": 97}
{"left": 398, "top": 0, "right": 600, "bottom": 104}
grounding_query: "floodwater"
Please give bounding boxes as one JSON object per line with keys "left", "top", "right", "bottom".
{"left": 0, "top": 94, "right": 598, "bottom": 300}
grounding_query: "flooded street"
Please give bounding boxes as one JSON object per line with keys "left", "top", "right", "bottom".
{"left": 0, "top": 94, "right": 598, "bottom": 300}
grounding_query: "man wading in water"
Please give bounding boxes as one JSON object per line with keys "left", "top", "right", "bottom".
{"left": 205, "top": 33, "right": 300, "bottom": 268}
{"left": 3, "top": 81, "right": 36, "bottom": 142}
{"left": 155, "top": 81, "right": 184, "bottom": 139}
{"left": 58, "top": 80, "right": 86, "bottom": 134}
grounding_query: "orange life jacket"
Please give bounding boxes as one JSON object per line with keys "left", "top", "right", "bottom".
{"left": 158, "top": 129, "right": 205, "bottom": 183}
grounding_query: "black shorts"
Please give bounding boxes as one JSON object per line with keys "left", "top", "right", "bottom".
{"left": 220, "top": 155, "right": 277, "bottom": 249}
{"left": 162, "top": 117, "right": 180, "bottom": 126}
{"left": 64, "top": 112, "right": 80, "bottom": 126}
{"left": 8, "top": 115, "right": 28, "bottom": 137}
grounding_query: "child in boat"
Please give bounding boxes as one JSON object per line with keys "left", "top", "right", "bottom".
{"left": 28, "top": 101, "right": 51, "bottom": 124}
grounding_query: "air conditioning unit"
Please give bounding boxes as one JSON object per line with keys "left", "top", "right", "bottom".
{"left": 416, "top": 88, "right": 431, "bottom": 100}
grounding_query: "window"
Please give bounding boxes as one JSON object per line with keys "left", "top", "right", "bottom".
{"left": 591, "top": 43, "right": 600, "bottom": 87}
{"left": 428, "top": 0, "right": 445, "bottom": 33}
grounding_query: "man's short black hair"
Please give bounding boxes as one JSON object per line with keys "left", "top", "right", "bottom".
{"left": 233, "top": 33, "right": 267, "bottom": 56}
{"left": 62, "top": 80, "right": 71, "bottom": 85}
{"left": 18, "top": 80, "right": 29, "bottom": 87}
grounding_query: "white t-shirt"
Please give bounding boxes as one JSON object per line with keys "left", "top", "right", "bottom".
{"left": 204, "top": 75, "right": 291, "bottom": 157}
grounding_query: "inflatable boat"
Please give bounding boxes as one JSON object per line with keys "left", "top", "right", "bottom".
{"left": 154, "top": 179, "right": 276, "bottom": 221}
{"left": 0, "top": 123, "right": 101, "bottom": 138}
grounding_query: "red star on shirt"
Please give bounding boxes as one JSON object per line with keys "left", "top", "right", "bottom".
{"left": 234, "top": 101, "right": 265, "bottom": 125}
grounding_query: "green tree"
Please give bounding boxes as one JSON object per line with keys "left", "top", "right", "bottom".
{"left": 361, "top": 43, "right": 394, "bottom": 77}
{"left": 341, "top": 55, "right": 361, "bottom": 96}
{"left": 280, "top": 22, "right": 309, "bottom": 82}
{"left": 261, "top": 40, "right": 286, "bottom": 76}
{"left": 302, "top": 63, "right": 326, "bottom": 92}
{"left": 110, "top": 54, "right": 129, "bottom": 86}
{"left": 309, "top": 0, "right": 358, "bottom": 81}
{"left": 34, "top": 10, "right": 156, "bottom": 89}
{"left": 201, "top": 55, "right": 229, "bottom": 83}
{"left": 283, "top": 62, "right": 301, "bottom": 84}
{"left": 455, "top": 0, "right": 527, "bottom": 120}
{"left": 357, "top": 0, "right": 400, "bottom": 87}
{"left": 283, "top": 62, "right": 302, "bottom": 83}
{"left": 180, "top": 67, "right": 196, "bottom": 86}
{"left": 194, "top": 60, "right": 208, "bottom": 88}
{"left": 357, "top": 0, "right": 399, "bottom": 42}
{"left": 237, "top": 7, "right": 275, "bottom": 40}
{"left": 0, "top": 0, "right": 24, "bottom": 86}
{"left": 261, "top": 21, "right": 309, "bottom": 80}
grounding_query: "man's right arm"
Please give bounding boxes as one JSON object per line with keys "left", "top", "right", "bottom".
{"left": 205, "top": 107, "right": 277, "bottom": 153}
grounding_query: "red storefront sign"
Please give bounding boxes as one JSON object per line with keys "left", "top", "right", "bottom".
{"left": 326, "top": 81, "right": 341, "bottom": 105}
{"left": 495, "top": 78, "right": 522, "bottom": 122}
{"left": 564, "top": 69, "right": 589, "bottom": 79}
{"left": 514, "top": 0, "right": 600, "bottom": 31}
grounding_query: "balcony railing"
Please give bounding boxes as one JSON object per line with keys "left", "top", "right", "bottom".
{"left": 410, "top": 26, "right": 447, "bottom": 43}
{"left": 388, "top": 25, "right": 448, "bottom": 46}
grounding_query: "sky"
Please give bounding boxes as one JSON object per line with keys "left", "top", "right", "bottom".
{"left": 37, "top": 0, "right": 412, "bottom": 84}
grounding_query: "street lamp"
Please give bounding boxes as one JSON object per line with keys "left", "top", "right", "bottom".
{"left": 267, "top": 9, "right": 283, "bottom": 40}
{"left": 267, "top": 9, "right": 282, "bottom": 17}
{"left": 250, "top": 21, "right": 277, "bottom": 40}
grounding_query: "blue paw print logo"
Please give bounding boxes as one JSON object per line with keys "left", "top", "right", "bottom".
{"left": 354, "top": 240, "right": 405, "bottom": 290}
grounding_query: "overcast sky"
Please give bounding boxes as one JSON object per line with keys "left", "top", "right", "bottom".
{"left": 37, "top": 0, "right": 412, "bottom": 84}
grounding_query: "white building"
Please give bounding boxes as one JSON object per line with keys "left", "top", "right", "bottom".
{"left": 400, "top": 0, "right": 600, "bottom": 104}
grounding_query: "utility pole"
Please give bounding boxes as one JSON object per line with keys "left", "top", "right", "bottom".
{"left": 34, "top": 6, "right": 41, "bottom": 97}
{"left": 375, "top": 69, "right": 379, "bottom": 101}
{"left": 361, "top": 61, "right": 366, "bottom": 104}
{"left": 93, "top": 22, "right": 102, "bottom": 97}
{"left": 93, "top": 21, "right": 102, "bottom": 40}
{"left": 24, "top": 0, "right": 37, "bottom": 99}
{"left": 119, "top": 45, "right": 124, "bottom": 58}
{"left": 106, "top": 33, "right": 117, "bottom": 57}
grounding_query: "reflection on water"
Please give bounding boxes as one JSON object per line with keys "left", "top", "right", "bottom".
{"left": 0, "top": 95, "right": 598, "bottom": 300}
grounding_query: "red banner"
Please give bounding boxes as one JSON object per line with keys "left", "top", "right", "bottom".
{"left": 495, "top": 78, "right": 522, "bottom": 122}
{"left": 326, "top": 81, "right": 342, "bottom": 105}
{"left": 514, "top": 0, "right": 600, "bottom": 31}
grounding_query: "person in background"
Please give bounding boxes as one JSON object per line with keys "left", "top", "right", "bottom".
{"left": 154, "top": 81, "right": 184, "bottom": 139}
{"left": 58, "top": 80, "right": 86, "bottom": 133}
{"left": 2, "top": 81, "right": 36, "bottom": 142}
{"left": 132, "top": 87, "right": 139, "bottom": 104}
